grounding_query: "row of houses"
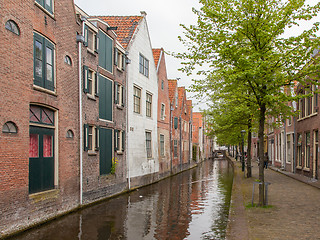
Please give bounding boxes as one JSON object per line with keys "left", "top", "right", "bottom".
{"left": 0, "top": 1, "right": 214, "bottom": 237}
{"left": 251, "top": 82, "right": 320, "bottom": 179}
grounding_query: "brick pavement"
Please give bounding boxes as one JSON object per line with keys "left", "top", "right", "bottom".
{"left": 227, "top": 157, "right": 320, "bottom": 240}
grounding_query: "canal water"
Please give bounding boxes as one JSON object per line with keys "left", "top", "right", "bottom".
{"left": 10, "top": 159, "right": 233, "bottom": 240}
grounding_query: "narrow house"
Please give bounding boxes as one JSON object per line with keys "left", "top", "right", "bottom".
{"left": 1, "top": 0, "right": 80, "bottom": 236}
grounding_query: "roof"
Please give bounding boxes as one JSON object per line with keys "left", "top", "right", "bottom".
{"left": 168, "top": 80, "right": 177, "bottom": 102}
{"left": 152, "top": 48, "right": 162, "bottom": 68}
{"left": 96, "top": 16, "right": 143, "bottom": 49}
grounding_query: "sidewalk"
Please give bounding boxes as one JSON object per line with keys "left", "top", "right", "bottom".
{"left": 226, "top": 157, "right": 320, "bottom": 240}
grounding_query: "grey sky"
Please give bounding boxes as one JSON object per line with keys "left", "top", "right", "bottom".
{"left": 74, "top": 0, "right": 320, "bottom": 111}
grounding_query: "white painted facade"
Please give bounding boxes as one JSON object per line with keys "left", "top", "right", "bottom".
{"left": 126, "top": 16, "right": 159, "bottom": 179}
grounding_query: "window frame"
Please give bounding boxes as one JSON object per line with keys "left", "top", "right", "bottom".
{"left": 133, "top": 86, "right": 141, "bottom": 114}
{"left": 84, "top": 25, "right": 98, "bottom": 54}
{"left": 83, "top": 66, "right": 98, "bottom": 97}
{"left": 35, "top": 0, "right": 54, "bottom": 15}
{"left": 160, "top": 103, "right": 165, "bottom": 120}
{"left": 146, "top": 131, "right": 152, "bottom": 158}
{"left": 139, "top": 53, "right": 149, "bottom": 77}
{"left": 33, "top": 32, "right": 55, "bottom": 92}
{"left": 84, "top": 124, "right": 99, "bottom": 153}
{"left": 5, "top": 20, "right": 20, "bottom": 35}
{"left": 305, "top": 132, "right": 311, "bottom": 169}
{"left": 146, "top": 92, "right": 152, "bottom": 117}
{"left": 160, "top": 134, "right": 165, "bottom": 157}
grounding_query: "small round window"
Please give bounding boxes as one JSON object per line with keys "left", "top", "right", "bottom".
{"left": 64, "top": 55, "right": 72, "bottom": 66}
{"left": 2, "top": 121, "right": 18, "bottom": 133}
{"left": 5, "top": 20, "right": 20, "bottom": 36}
{"left": 66, "top": 129, "right": 74, "bottom": 139}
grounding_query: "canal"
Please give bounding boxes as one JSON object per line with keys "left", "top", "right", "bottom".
{"left": 10, "top": 159, "right": 233, "bottom": 240}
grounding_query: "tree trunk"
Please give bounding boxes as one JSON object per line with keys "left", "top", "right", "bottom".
{"left": 258, "top": 104, "right": 266, "bottom": 206}
{"left": 247, "top": 119, "right": 252, "bottom": 178}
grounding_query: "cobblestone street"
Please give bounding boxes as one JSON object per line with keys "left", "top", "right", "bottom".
{"left": 227, "top": 157, "right": 320, "bottom": 240}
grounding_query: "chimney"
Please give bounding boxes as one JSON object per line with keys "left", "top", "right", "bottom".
{"left": 140, "top": 11, "right": 147, "bottom": 17}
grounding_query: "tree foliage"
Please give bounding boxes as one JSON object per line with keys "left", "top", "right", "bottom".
{"left": 178, "top": 0, "right": 320, "bottom": 205}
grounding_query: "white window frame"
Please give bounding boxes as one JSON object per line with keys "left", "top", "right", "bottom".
{"left": 160, "top": 103, "right": 165, "bottom": 120}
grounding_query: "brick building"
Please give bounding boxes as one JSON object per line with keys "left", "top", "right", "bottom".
{"left": 98, "top": 12, "right": 159, "bottom": 188}
{"left": 75, "top": 6, "right": 128, "bottom": 205}
{"left": 153, "top": 48, "right": 171, "bottom": 178}
{"left": 1, "top": 0, "right": 80, "bottom": 236}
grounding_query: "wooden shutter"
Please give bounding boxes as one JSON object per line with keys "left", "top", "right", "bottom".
{"left": 95, "top": 72, "right": 99, "bottom": 96}
{"left": 84, "top": 124, "right": 89, "bottom": 151}
{"left": 122, "top": 131, "right": 125, "bottom": 151}
{"left": 122, "top": 54, "right": 126, "bottom": 71}
{"left": 95, "top": 34, "right": 99, "bottom": 53}
{"left": 121, "top": 86, "right": 125, "bottom": 107}
{"left": 33, "top": 33, "right": 44, "bottom": 88}
{"left": 83, "top": 66, "right": 89, "bottom": 93}
{"left": 114, "top": 48, "right": 118, "bottom": 66}
{"left": 105, "top": 36, "right": 113, "bottom": 72}
{"left": 98, "top": 30, "right": 106, "bottom": 69}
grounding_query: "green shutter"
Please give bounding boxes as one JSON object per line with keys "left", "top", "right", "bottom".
{"left": 33, "top": 33, "right": 44, "bottom": 87}
{"left": 95, "top": 126, "right": 100, "bottom": 150}
{"left": 122, "top": 54, "right": 126, "bottom": 71}
{"left": 84, "top": 124, "right": 89, "bottom": 151}
{"left": 44, "top": 39, "right": 54, "bottom": 91}
{"left": 95, "top": 72, "right": 99, "bottom": 96}
{"left": 83, "top": 66, "right": 89, "bottom": 93}
{"left": 122, "top": 86, "right": 125, "bottom": 107}
{"left": 100, "top": 128, "right": 113, "bottom": 175}
{"left": 114, "top": 130, "right": 119, "bottom": 151}
{"left": 98, "top": 30, "right": 106, "bottom": 69}
{"left": 174, "top": 117, "right": 178, "bottom": 129}
{"left": 105, "top": 36, "right": 113, "bottom": 72}
{"left": 122, "top": 131, "right": 125, "bottom": 151}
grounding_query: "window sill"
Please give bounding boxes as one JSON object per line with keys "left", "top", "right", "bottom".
{"left": 33, "top": 85, "right": 57, "bottom": 96}
{"left": 116, "top": 151, "right": 123, "bottom": 155}
{"left": 116, "top": 105, "right": 124, "bottom": 110}
{"left": 88, "top": 151, "right": 97, "bottom": 156}
{"left": 34, "top": 2, "right": 55, "bottom": 19}
{"left": 296, "top": 166, "right": 303, "bottom": 170}
{"left": 303, "top": 167, "right": 311, "bottom": 172}
{"left": 297, "top": 112, "right": 318, "bottom": 122}
{"left": 116, "top": 67, "right": 124, "bottom": 72}
{"left": 87, "top": 94, "right": 96, "bottom": 101}
{"left": 29, "top": 188, "right": 59, "bottom": 203}
{"left": 87, "top": 48, "right": 97, "bottom": 56}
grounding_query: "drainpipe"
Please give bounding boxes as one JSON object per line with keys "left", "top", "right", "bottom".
{"left": 125, "top": 51, "right": 131, "bottom": 189}
{"left": 77, "top": 16, "right": 86, "bottom": 206}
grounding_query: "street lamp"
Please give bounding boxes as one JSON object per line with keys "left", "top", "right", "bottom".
{"left": 241, "top": 130, "right": 246, "bottom": 172}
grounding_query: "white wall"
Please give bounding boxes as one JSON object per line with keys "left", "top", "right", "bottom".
{"left": 127, "top": 17, "right": 159, "bottom": 178}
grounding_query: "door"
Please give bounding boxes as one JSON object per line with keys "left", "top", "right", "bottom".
{"left": 29, "top": 126, "right": 54, "bottom": 193}
{"left": 99, "top": 128, "right": 113, "bottom": 175}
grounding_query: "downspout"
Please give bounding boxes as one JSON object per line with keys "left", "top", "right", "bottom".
{"left": 77, "top": 17, "right": 86, "bottom": 206}
{"left": 125, "top": 52, "right": 131, "bottom": 189}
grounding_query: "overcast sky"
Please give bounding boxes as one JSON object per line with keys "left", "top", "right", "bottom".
{"left": 74, "top": 0, "right": 319, "bottom": 111}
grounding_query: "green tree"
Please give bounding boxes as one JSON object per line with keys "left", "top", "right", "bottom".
{"left": 178, "top": 0, "right": 320, "bottom": 206}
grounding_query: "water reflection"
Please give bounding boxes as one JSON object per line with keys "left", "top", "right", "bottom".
{"left": 10, "top": 160, "right": 233, "bottom": 240}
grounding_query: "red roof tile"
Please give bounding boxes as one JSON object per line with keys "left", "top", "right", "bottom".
{"left": 152, "top": 48, "right": 162, "bottom": 68}
{"left": 168, "top": 79, "right": 177, "bottom": 102}
{"left": 96, "top": 16, "right": 143, "bottom": 49}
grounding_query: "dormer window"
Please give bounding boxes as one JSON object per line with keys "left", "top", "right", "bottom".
{"left": 114, "top": 48, "right": 126, "bottom": 71}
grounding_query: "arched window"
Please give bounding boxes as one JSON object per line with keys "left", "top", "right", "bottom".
{"left": 5, "top": 20, "right": 20, "bottom": 35}
{"left": 64, "top": 55, "right": 72, "bottom": 65}
{"left": 66, "top": 129, "right": 74, "bottom": 138}
{"left": 2, "top": 121, "right": 18, "bottom": 133}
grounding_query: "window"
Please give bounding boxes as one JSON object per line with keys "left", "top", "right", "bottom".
{"left": 33, "top": 32, "right": 55, "bottom": 91}
{"left": 175, "top": 92, "right": 178, "bottom": 108}
{"left": 5, "top": 20, "right": 20, "bottom": 35}
{"left": 35, "top": 0, "right": 53, "bottom": 14}
{"left": 146, "top": 93, "right": 152, "bottom": 117}
{"left": 84, "top": 125, "right": 99, "bottom": 152}
{"left": 2, "top": 121, "right": 18, "bottom": 133}
{"left": 83, "top": 66, "right": 97, "bottom": 97}
{"left": 146, "top": 131, "right": 152, "bottom": 158}
{"left": 134, "top": 86, "right": 141, "bottom": 114}
{"left": 305, "top": 132, "right": 310, "bottom": 169}
{"left": 66, "top": 130, "right": 74, "bottom": 139}
{"left": 99, "top": 30, "right": 113, "bottom": 73}
{"left": 114, "top": 48, "right": 126, "bottom": 71}
{"left": 84, "top": 25, "right": 98, "bottom": 53}
{"left": 314, "top": 84, "right": 318, "bottom": 108}
{"left": 314, "top": 131, "right": 319, "bottom": 178}
{"left": 297, "top": 134, "right": 302, "bottom": 167}
{"left": 286, "top": 134, "right": 291, "bottom": 163}
{"left": 174, "top": 117, "right": 178, "bottom": 129}
{"left": 287, "top": 117, "right": 292, "bottom": 126}
{"left": 161, "top": 80, "right": 164, "bottom": 90}
{"left": 160, "top": 104, "right": 165, "bottom": 120}
{"left": 29, "top": 105, "right": 55, "bottom": 194}
{"left": 99, "top": 75, "right": 113, "bottom": 121}
{"left": 174, "top": 140, "right": 178, "bottom": 157}
{"left": 115, "top": 83, "right": 125, "bottom": 107}
{"left": 305, "top": 88, "right": 312, "bottom": 116}
{"left": 139, "top": 54, "right": 149, "bottom": 77}
{"left": 114, "top": 130, "right": 125, "bottom": 152}
{"left": 64, "top": 55, "right": 72, "bottom": 65}
{"left": 160, "top": 134, "right": 165, "bottom": 156}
